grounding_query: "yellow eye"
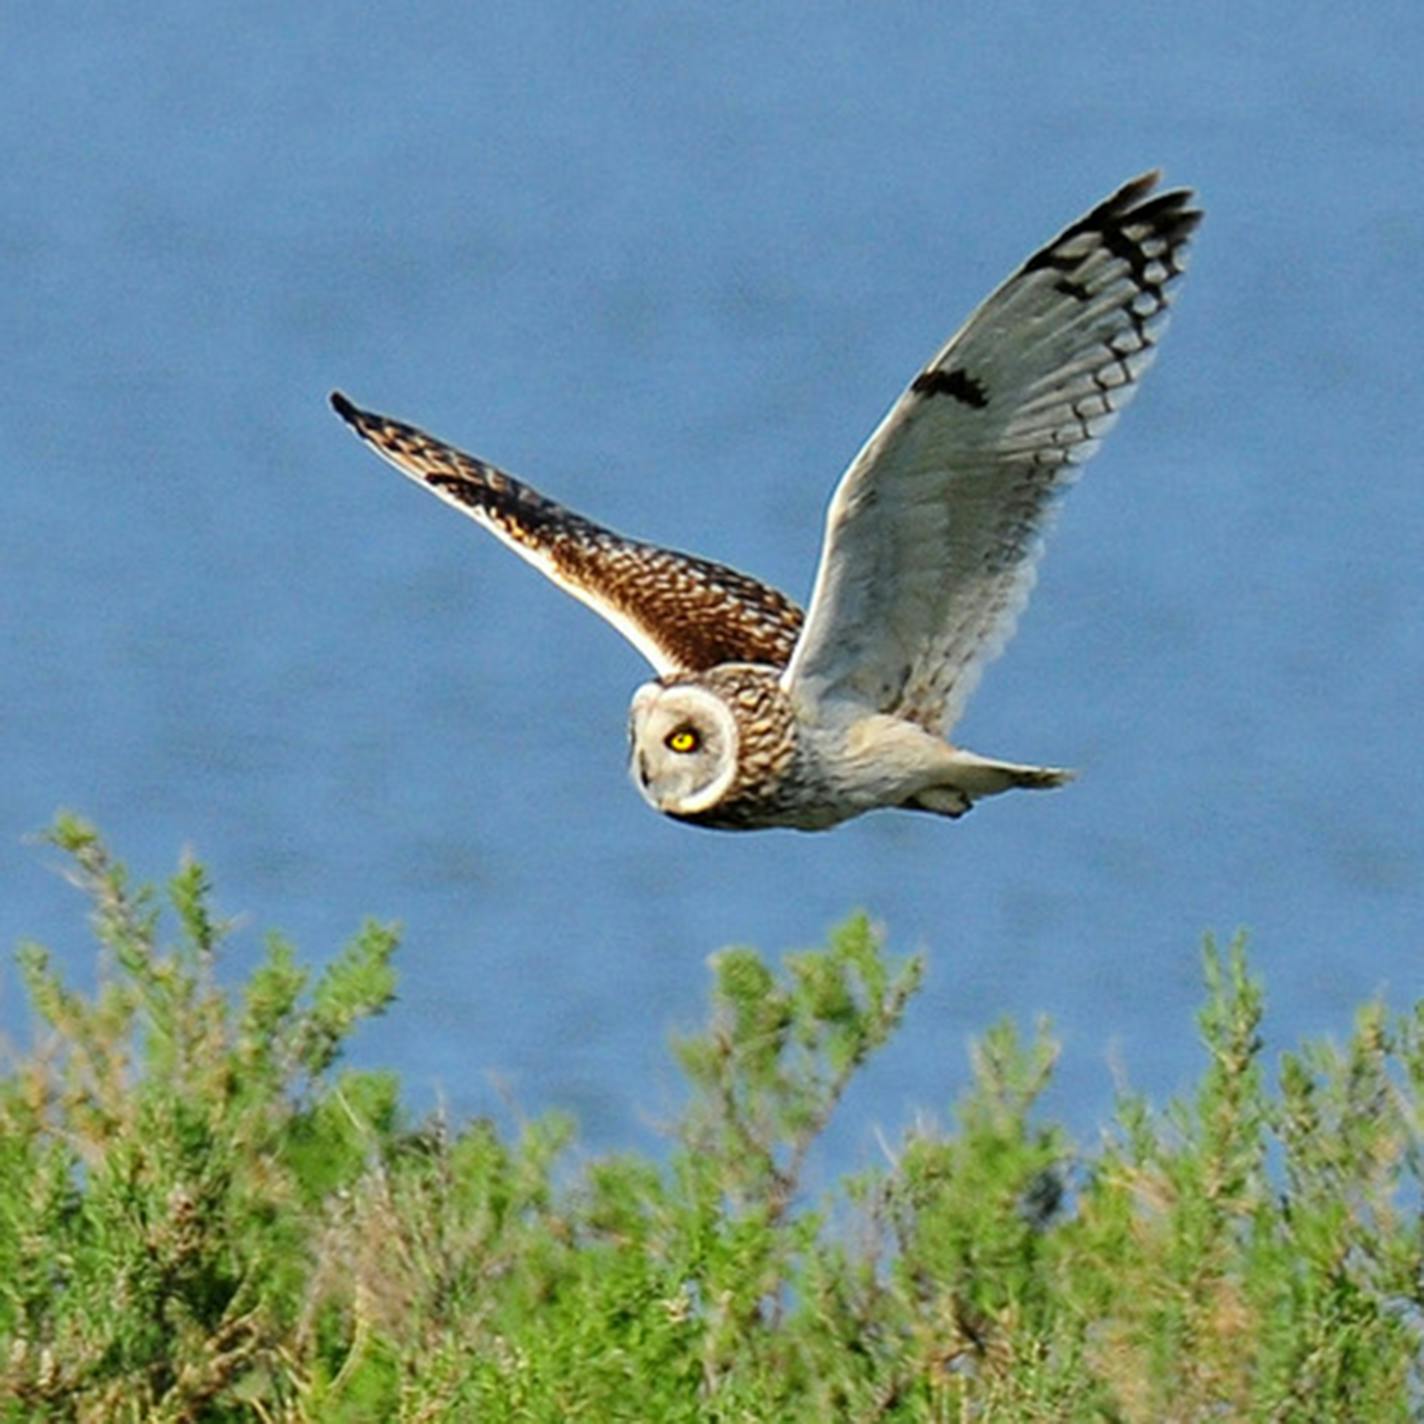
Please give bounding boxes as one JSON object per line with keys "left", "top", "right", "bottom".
{"left": 666, "top": 726, "right": 700, "bottom": 754}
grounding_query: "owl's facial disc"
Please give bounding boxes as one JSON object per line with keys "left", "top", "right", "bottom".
{"left": 628, "top": 681, "right": 740, "bottom": 816}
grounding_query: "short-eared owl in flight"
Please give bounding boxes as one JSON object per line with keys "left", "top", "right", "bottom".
{"left": 332, "top": 172, "right": 1199, "bottom": 831}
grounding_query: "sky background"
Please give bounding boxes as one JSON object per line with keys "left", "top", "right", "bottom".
{"left": 3, "top": 5, "right": 1422, "bottom": 1165}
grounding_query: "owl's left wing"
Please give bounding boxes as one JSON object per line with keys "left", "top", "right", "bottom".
{"left": 330, "top": 393, "right": 804, "bottom": 674}
{"left": 782, "top": 172, "right": 1200, "bottom": 734}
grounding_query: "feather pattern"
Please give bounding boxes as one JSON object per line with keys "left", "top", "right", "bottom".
{"left": 330, "top": 392, "right": 804, "bottom": 674}
{"left": 781, "top": 171, "right": 1200, "bottom": 733}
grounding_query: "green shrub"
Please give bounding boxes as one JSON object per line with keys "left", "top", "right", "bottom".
{"left": 1, "top": 819, "right": 1421, "bottom": 1421}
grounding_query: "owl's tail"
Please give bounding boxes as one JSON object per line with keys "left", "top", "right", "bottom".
{"left": 905, "top": 752, "right": 1075, "bottom": 818}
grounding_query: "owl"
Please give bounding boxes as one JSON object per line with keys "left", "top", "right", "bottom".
{"left": 332, "top": 171, "right": 1199, "bottom": 831}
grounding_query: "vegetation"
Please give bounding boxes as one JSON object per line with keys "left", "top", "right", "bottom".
{"left": 2, "top": 817, "right": 1422, "bottom": 1421}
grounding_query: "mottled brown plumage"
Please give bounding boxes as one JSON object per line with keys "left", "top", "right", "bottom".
{"left": 329, "top": 393, "right": 803, "bottom": 673}
{"left": 651, "top": 665, "right": 803, "bottom": 830}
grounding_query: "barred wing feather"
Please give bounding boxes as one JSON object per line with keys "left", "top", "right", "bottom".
{"left": 330, "top": 393, "right": 804, "bottom": 675}
{"left": 782, "top": 172, "right": 1200, "bottom": 734}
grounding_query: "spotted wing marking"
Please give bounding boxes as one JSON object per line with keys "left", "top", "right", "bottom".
{"left": 329, "top": 393, "right": 804, "bottom": 674}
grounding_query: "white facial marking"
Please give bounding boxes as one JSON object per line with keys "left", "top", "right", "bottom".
{"left": 628, "top": 682, "right": 740, "bottom": 817}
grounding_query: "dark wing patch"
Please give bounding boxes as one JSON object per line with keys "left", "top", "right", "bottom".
{"left": 329, "top": 393, "right": 803, "bottom": 674}
{"left": 911, "top": 367, "right": 991, "bottom": 408}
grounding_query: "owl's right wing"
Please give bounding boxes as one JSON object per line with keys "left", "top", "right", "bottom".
{"left": 330, "top": 393, "right": 804, "bottom": 674}
{"left": 781, "top": 172, "right": 1200, "bottom": 734}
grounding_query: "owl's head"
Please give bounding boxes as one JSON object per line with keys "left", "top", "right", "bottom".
{"left": 628, "top": 679, "right": 740, "bottom": 818}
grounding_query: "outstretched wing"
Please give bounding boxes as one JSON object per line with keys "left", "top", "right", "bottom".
{"left": 782, "top": 172, "right": 1200, "bottom": 733}
{"left": 330, "top": 393, "right": 804, "bottom": 674}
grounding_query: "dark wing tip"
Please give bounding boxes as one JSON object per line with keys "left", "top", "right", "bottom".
{"left": 1021, "top": 170, "right": 1202, "bottom": 280}
{"left": 1097, "top": 169, "right": 1201, "bottom": 224}
{"left": 1113, "top": 169, "right": 1164, "bottom": 205}
{"left": 1108, "top": 170, "right": 1203, "bottom": 235}
{"left": 329, "top": 389, "right": 362, "bottom": 426}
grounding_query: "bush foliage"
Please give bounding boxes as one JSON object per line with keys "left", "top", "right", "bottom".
{"left": 2, "top": 818, "right": 1422, "bottom": 1421}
